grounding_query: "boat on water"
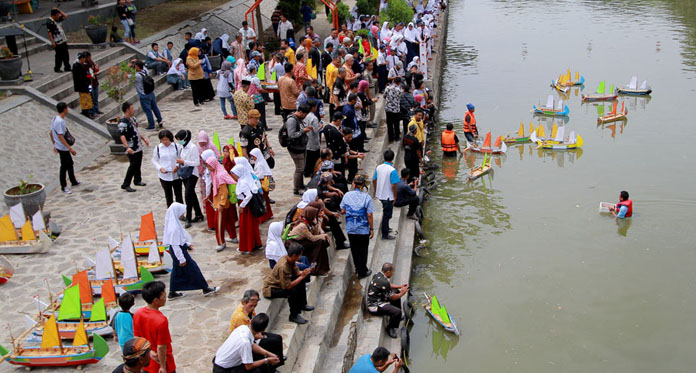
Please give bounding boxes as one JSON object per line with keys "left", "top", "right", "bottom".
{"left": 551, "top": 69, "right": 585, "bottom": 90}
{"left": 0, "top": 206, "right": 53, "bottom": 255}
{"left": 532, "top": 126, "right": 584, "bottom": 150}
{"left": 533, "top": 95, "right": 570, "bottom": 117}
{"left": 466, "top": 153, "right": 492, "bottom": 182}
{"left": 582, "top": 81, "right": 618, "bottom": 102}
{"left": 598, "top": 101, "right": 628, "bottom": 124}
{"left": 504, "top": 121, "right": 535, "bottom": 144}
{"left": 617, "top": 76, "right": 652, "bottom": 95}
{"left": 423, "top": 293, "right": 460, "bottom": 335}
{"left": 467, "top": 132, "right": 508, "bottom": 154}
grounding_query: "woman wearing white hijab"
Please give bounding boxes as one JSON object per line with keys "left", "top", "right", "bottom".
{"left": 166, "top": 58, "right": 188, "bottom": 90}
{"left": 380, "top": 22, "right": 392, "bottom": 44}
{"left": 231, "top": 157, "right": 262, "bottom": 253}
{"left": 194, "top": 27, "right": 208, "bottom": 41}
{"left": 250, "top": 148, "right": 274, "bottom": 223}
{"left": 164, "top": 202, "right": 219, "bottom": 299}
{"left": 404, "top": 23, "right": 418, "bottom": 64}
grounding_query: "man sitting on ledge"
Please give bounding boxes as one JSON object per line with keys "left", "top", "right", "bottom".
{"left": 349, "top": 346, "right": 403, "bottom": 373}
{"left": 366, "top": 262, "right": 409, "bottom": 338}
{"left": 262, "top": 240, "right": 314, "bottom": 325}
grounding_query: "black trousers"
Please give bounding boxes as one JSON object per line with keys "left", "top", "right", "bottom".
{"left": 269, "top": 284, "right": 307, "bottom": 317}
{"left": 347, "top": 157, "right": 358, "bottom": 183}
{"left": 405, "top": 158, "right": 420, "bottom": 180}
{"left": 371, "top": 298, "right": 402, "bottom": 329}
{"left": 189, "top": 79, "right": 205, "bottom": 105}
{"left": 255, "top": 332, "right": 285, "bottom": 371}
{"left": 281, "top": 108, "right": 294, "bottom": 123}
{"left": 159, "top": 178, "right": 183, "bottom": 207}
{"left": 183, "top": 175, "right": 203, "bottom": 220}
{"left": 304, "top": 149, "right": 320, "bottom": 177}
{"left": 58, "top": 150, "right": 78, "bottom": 189}
{"left": 395, "top": 195, "right": 419, "bottom": 216}
{"left": 350, "top": 133, "right": 365, "bottom": 153}
{"left": 54, "top": 42, "right": 70, "bottom": 72}
{"left": 255, "top": 101, "right": 267, "bottom": 130}
{"left": 348, "top": 233, "right": 369, "bottom": 276}
{"left": 386, "top": 111, "right": 401, "bottom": 141}
{"left": 377, "top": 65, "right": 388, "bottom": 93}
{"left": 326, "top": 214, "right": 346, "bottom": 249}
{"left": 122, "top": 151, "right": 143, "bottom": 187}
{"left": 273, "top": 92, "right": 282, "bottom": 115}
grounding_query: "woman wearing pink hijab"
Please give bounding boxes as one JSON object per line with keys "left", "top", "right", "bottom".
{"left": 205, "top": 152, "right": 238, "bottom": 252}
{"left": 197, "top": 130, "right": 220, "bottom": 231}
{"left": 233, "top": 58, "right": 246, "bottom": 90}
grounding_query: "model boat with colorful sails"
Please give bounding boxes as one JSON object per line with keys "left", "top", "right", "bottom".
{"left": 532, "top": 126, "right": 583, "bottom": 150}
{"left": 551, "top": 69, "right": 585, "bottom": 91}
{"left": 467, "top": 132, "right": 508, "bottom": 154}
{"left": 617, "top": 76, "right": 652, "bottom": 95}
{"left": 581, "top": 81, "right": 618, "bottom": 102}
{"left": 423, "top": 293, "right": 460, "bottom": 335}
{"left": 533, "top": 95, "right": 570, "bottom": 117}
{"left": 85, "top": 235, "right": 154, "bottom": 295}
{"left": 597, "top": 101, "right": 628, "bottom": 124}
{"left": 503, "top": 121, "right": 535, "bottom": 144}
{"left": 466, "top": 152, "right": 492, "bottom": 182}
{"left": 134, "top": 212, "right": 166, "bottom": 256}
{"left": 0, "top": 205, "right": 52, "bottom": 254}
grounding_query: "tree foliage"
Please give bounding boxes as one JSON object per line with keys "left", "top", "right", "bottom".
{"left": 356, "top": 0, "right": 380, "bottom": 16}
{"left": 332, "top": 3, "right": 351, "bottom": 27}
{"left": 379, "top": 0, "right": 414, "bottom": 27}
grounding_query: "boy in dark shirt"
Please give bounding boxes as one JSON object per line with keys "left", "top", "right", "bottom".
{"left": 394, "top": 168, "right": 419, "bottom": 219}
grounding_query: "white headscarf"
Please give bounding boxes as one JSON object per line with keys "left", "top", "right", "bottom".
{"left": 231, "top": 157, "right": 259, "bottom": 197}
{"left": 220, "top": 33, "right": 230, "bottom": 50}
{"left": 297, "top": 189, "right": 318, "bottom": 209}
{"left": 163, "top": 203, "right": 192, "bottom": 247}
{"left": 250, "top": 148, "right": 272, "bottom": 178}
{"left": 195, "top": 27, "right": 207, "bottom": 40}
{"left": 265, "top": 221, "right": 286, "bottom": 262}
{"left": 167, "top": 58, "right": 183, "bottom": 75}
{"left": 201, "top": 149, "right": 216, "bottom": 197}
{"left": 408, "top": 56, "right": 420, "bottom": 70}
{"left": 380, "top": 22, "right": 392, "bottom": 42}
{"left": 404, "top": 23, "right": 417, "bottom": 42}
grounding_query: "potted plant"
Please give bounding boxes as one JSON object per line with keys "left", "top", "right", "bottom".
{"left": 101, "top": 61, "right": 135, "bottom": 150}
{"left": 3, "top": 176, "right": 46, "bottom": 218}
{"left": 85, "top": 15, "right": 107, "bottom": 44}
{"left": 0, "top": 45, "right": 22, "bottom": 81}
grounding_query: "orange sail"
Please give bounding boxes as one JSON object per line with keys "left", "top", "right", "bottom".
{"left": 610, "top": 101, "right": 617, "bottom": 115}
{"left": 620, "top": 101, "right": 625, "bottom": 113}
{"left": 482, "top": 132, "right": 492, "bottom": 148}
{"left": 72, "top": 270, "right": 93, "bottom": 305}
{"left": 139, "top": 212, "right": 157, "bottom": 242}
{"left": 101, "top": 278, "right": 117, "bottom": 306}
{"left": 494, "top": 136, "right": 503, "bottom": 148}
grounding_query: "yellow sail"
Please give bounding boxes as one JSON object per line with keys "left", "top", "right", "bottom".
{"left": 21, "top": 220, "right": 36, "bottom": 242}
{"left": 567, "top": 69, "right": 571, "bottom": 81}
{"left": 0, "top": 214, "right": 18, "bottom": 241}
{"left": 537, "top": 124, "right": 546, "bottom": 138}
{"left": 40, "top": 315, "right": 61, "bottom": 349}
{"left": 72, "top": 319, "right": 88, "bottom": 347}
{"left": 518, "top": 122, "right": 524, "bottom": 137}
{"left": 575, "top": 71, "right": 579, "bottom": 81}
{"left": 551, "top": 123, "right": 558, "bottom": 138}
{"left": 529, "top": 121, "right": 534, "bottom": 135}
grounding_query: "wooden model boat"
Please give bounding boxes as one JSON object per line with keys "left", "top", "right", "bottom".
{"left": 533, "top": 95, "right": 569, "bottom": 117}
{"left": 467, "top": 132, "right": 508, "bottom": 154}
{"left": 617, "top": 76, "right": 652, "bottom": 95}
{"left": 0, "top": 207, "right": 52, "bottom": 254}
{"left": 532, "top": 127, "right": 584, "bottom": 150}
{"left": 598, "top": 101, "right": 628, "bottom": 124}
{"left": 466, "top": 153, "right": 492, "bottom": 182}
{"left": 34, "top": 286, "right": 113, "bottom": 339}
{"left": 134, "top": 212, "right": 166, "bottom": 256}
{"left": 423, "top": 293, "right": 460, "bottom": 335}
{"left": 0, "top": 255, "right": 13, "bottom": 284}
{"left": 582, "top": 81, "right": 618, "bottom": 102}
{"left": 113, "top": 241, "right": 172, "bottom": 274}
{"left": 87, "top": 236, "right": 155, "bottom": 295}
{"left": 552, "top": 69, "right": 585, "bottom": 89}
{"left": 504, "top": 121, "right": 534, "bottom": 144}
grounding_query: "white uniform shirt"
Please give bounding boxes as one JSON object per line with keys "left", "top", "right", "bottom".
{"left": 214, "top": 325, "right": 255, "bottom": 368}
{"left": 180, "top": 142, "right": 200, "bottom": 178}
{"left": 152, "top": 143, "right": 180, "bottom": 181}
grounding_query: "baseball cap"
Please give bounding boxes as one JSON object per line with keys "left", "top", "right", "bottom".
{"left": 251, "top": 51, "right": 262, "bottom": 57}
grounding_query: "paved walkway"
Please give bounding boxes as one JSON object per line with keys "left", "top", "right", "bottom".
{"left": 0, "top": 89, "right": 306, "bottom": 372}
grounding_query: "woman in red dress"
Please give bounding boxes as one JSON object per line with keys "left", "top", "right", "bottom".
{"left": 230, "top": 157, "right": 263, "bottom": 253}
{"left": 204, "top": 156, "right": 237, "bottom": 252}
{"left": 250, "top": 148, "right": 274, "bottom": 223}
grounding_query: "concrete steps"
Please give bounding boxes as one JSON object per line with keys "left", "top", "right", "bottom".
{"left": 96, "top": 73, "right": 173, "bottom": 124}
{"left": 0, "top": 35, "right": 50, "bottom": 57}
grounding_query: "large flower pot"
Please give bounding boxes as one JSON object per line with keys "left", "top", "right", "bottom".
{"left": 0, "top": 56, "right": 22, "bottom": 81}
{"left": 85, "top": 25, "right": 107, "bottom": 44}
{"left": 4, "top": 183, "right": 46, "bottom": 217}
{"left": 106, "top": 117, "right": 122, "bottom": 143}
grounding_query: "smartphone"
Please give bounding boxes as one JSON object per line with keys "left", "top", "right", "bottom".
{"left": 310, "top": 263, "right": 317, "bottom": 269}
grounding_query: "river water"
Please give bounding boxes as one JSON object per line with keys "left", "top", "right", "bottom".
{"left": 409, "top": 0, "right": 696, "bottom": 371}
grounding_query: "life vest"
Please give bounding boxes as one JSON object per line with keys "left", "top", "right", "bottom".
{"left": 616, "top": 199, "right": 633, "bottom": 217}
{"left": 463, "top": 111, "right": 478, "bottom": 135}
{"left": 441, "top": 130, "right": 457, "bottom": 152}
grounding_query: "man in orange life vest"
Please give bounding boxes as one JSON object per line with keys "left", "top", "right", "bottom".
{"left": 440, "top": 123, "right": 463, "bottom": 157}
{"left": 609, "top": 190, "right": 633, "bottom": 218}
{"left": 463, "top": 103, "right": 478, "bottom": 143}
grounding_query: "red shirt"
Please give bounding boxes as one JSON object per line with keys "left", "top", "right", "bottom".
{"left": 133, "top": 307, "right": 175, "bottom": 373}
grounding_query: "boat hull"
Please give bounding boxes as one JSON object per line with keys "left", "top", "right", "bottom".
{"left": 581, "top": 94, "right": 618, "bottom": 102}
{"left": 533, "top": 105, "right": 569, "bottom": 117}
{"left": 617, "top": 88, "right": 652, "bottom": 95}
{"left": 425, "top": 308, "right": 460, "bottom": 335}
{"left": 503, "top": 136, "right": 530, "bottom": 144}
{"left": 597, "top": 112, "right": 628, "bottom": 124}
{"left": 467, "top": 165, "right": 492, "bottom": 181}
{"left": 134, "top": 242, "right": 166, "bottom": 256}
{"left": 4, "top": 347, "right": 101, "bottom": 367}
{"left": 34, "top": 321, "right": 113, "bottom": 339}
{"left": 0, "top": 231, "right": 52, "bottom": 254}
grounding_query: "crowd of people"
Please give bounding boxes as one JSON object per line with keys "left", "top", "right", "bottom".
{"left": 48, "top": 1, "right": 447, "bottom": 372}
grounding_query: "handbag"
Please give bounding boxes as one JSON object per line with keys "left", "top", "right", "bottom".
{"left": 261, "top": 177, "right": 270, "bottom": 193}
{"left": 63, "top": 127, "right": 75, "bottom": 146}
{"left": 268, "top": 176, "right": 276, "bottom": 192}
{"left": 177, "top": 166, "right": 194, "bottom": 179}
{"left": 248, "top": 192, "right": 266, "bottom": 217}
{"left": 227, "top": 184, "right": 238, "bottom": 205}
{"left": 127, "top": 18, "right": 134, "bottom": 26}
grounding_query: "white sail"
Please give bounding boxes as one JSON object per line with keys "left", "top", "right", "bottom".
{"left": 640, "top": 80, "right": 648, "bottom": 89}
{"left": 95, "top": 248, "right": 113, "bottom": 280}
{"left": 147, "top": 242, "right": 160, "bottom": 264}
{"left": 555, "top": 99, "right": 564, "bottom": 111}
{"left": 31, "top": 211, "right": 46, "bottom": 231}
{"left": 121, "top": 236, "right": 138, "bottom": 279}
{"left": 9, "top": 204, "right": 25, "bottom": 229}
{"left": 500, "top": 141, "right": 508, "bottom": 153}
{"left": 545, "top": 95, "right": 554, "bottom": 108}
{"left": 628, "top": 76, "right": 638, "bottom": 89}
{"left": 555, "top": 126, "right": 565, "bottom": 142}
{"left": 33, "top": 296, "right": 48, "bottom": 313}
{"left": 25, "top": 315, "right": 38, "bottom": 329}
{"left": 108, "top": 237, "right": 120, "bottom": 251}
{"left": 530, "top": 129, "right": 538, "bottom": 143}
{"left": 568, "top": 130, "right": 577, "bottom": 144}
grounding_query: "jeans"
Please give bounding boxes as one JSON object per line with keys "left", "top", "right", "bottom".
{"left": 380, "top": 199, "right": 394, "bottom": 238}
{"left": 146, "top": 61, "right": 167, "bottom": 75}
{"left": 167, "top": 74, "right": 184, "bottom": 90}
{"left": 159, "top": 178, "right": 183, "bottom": 207}
{"left": 120, "top": 19, "right": 131, "bottom": 38}
{"left": 122, "top": 151, "right": 143, "bottom": 187}
{"left": 58, "top": 150, "right": 78, "bottom": 189}
{"left": 220, "top": 96, "right": 237, "bottom": 116}
{"left": 91, "top": 84, "right": 100, "bottom": 113}
{"left": 183, "top": 175, "right": 203, "bottom": 220}
{"left": 138, "top": 92, "right": 162, "bottom": 129}
{"left": 289, "top": 151, "right": 305, "bottom": 192}
{"left": 54, "top": 42, "right": 70, "bottom": 72}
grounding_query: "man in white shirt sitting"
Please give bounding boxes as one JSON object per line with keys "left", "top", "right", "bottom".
{"left": 213, "top": 313, "right": 281, "bottom": 373}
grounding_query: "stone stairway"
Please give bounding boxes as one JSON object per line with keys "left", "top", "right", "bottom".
{"left": 0, "top": 34, "right": 51, "bottom": 57}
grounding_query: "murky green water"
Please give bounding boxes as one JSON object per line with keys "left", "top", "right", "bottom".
{"left": 410, "top": 1, "right": 696, "bottom": 372}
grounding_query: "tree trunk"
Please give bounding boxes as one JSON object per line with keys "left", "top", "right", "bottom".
{"left": 255, "top": 6, "right": 265, "bottom": 44}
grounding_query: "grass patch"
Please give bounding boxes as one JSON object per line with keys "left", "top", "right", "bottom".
{"left": 66, "top": 0, "right": 230, "bottom": 43}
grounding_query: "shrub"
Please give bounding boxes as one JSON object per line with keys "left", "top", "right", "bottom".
{"left": 332, "top": 2, "right": 351, "bottom": 27}
{"left": 0, "top": 45, "right": 13, "bottom": 59}
{"left": 277, "top": 0, "right": 303, "bottom": 30}
{"left": 379, "top": 0, "right": 414, "bottom": 26}
{"left": 356, "top": 0, "right": 379, "bottom": 16}
{"left": 101, "top": 61, "right": 136, "bottom": 106}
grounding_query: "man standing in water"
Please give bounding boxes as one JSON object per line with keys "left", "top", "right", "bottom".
{"left": 463, "top": 103, "right": 478, "bottom": 143}
{"left": 609, "top": 190, "right": 633, "bottom": 218}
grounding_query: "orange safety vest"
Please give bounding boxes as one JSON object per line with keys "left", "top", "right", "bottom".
{"left": 441, "top": 130, "right": 457, "bottom": 152}
{"left": 616, "top": 199, "right": 633, "bottom": 217}
{"left": 463, "top": 111, "right": 478, "bottom": 135}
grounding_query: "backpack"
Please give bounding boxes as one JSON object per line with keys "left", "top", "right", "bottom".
{"left": 281, "top": 205, "right": 299, "bottom": 241}
{"left": 139, "top": 71, "right": 155, "bottom": 94}
{"left": 278, "top": 119, "right": 290, "bottom": 148}
{"left": 247, "top": 192, "right": 267, "bottom": 217}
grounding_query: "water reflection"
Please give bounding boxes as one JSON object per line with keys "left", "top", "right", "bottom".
{"left": 429, "top": 322, "right": 459, "bottom": 361}
{"left": 616, "top": 217, "right": 632, "bottom": 237}
{"left": 597, "top": 119, "right": 628, "bottom": 139}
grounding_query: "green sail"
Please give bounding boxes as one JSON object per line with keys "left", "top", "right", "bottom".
{"left": 57, "top": 285, "right": 81, "bottom": 321}
{"left": 597, "top": 104, "right": 605, "bottom": 116}
{"left": 597, "top": 81, "right": 605, "bottom": 94}
{"left": 440, "top": 304, "right": 451, "bottom": 324}
{"left": 609, "top": 84, "right": 614, "bottom": 94}
{"left": 62, "top": 274, "right": 72, "bottom": 286}
{"left": 90, "top": 297, "right": 106, "bottom": 322}
{"left": 431, "top": 295, "right": 442, "bottom": 316}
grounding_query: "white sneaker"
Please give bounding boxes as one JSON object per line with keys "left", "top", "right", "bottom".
{"left": 62, "top": 187, "right": 72, "bottom": 194}
{"left": 204, "top": 286, "right": 220, "bottom": 296}
{"left": 215, "top": 244, "right": 226, "bottom": 252}
{"left": 226, "top": 238, "right": 239, "bottom": 243}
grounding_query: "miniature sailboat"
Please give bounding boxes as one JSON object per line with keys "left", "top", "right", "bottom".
{"left": 1, "top": 310, "right": 109, "bottom": 367}
{"left": 114, "top": 240, "right": 173, "bottom": 274}
{"left": 88, "top": 236, "right": 155, "bottom": 295}
{"left": 466, "top": 152, "right": 492, "bottom": 182}
{"left": 552, "top": 69, "right": 585, "bottom": 88}
{"left": 34, "top": 285, "right": 113, "bottom": 339}
{"left": 617, "top": 76, "right": 652, "bottom": 95}
{"left": 134, "top": 212, "right": 166, "bottom": 256}
{"left": 582, "top": 81, "right": 618, "bottom": 102}
{"left": 533, "top": 95, "right": 570, "bottom": 116}
{"left": 0, "top": 207, "right": 52, "bottom": 254}
{"left": 467, "top": 132, "right": 508, "bottom": 154}
{"left": 504, "top": 121, "right": 534, "bottom": 144}
{"left": 423, "top": 293, "right": 460, "bottom": 335}
{"left": 598, "top": 101, "right": 628, "bottom": 124}
{"left": 532, "top": 127, "right": 584, "bottom": 150}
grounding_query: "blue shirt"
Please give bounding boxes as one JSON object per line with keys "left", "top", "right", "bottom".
{"left": 350, "top": 354, "right": 379, "bottom": 373}
{"left": 341, "top": 190, "right": 375, "bottom": 235}
{"left": 617, "top": 205, "right": 628, "bottom": 219}
{"left": 113, "top": 311, "right": 134, "bottom": 351}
